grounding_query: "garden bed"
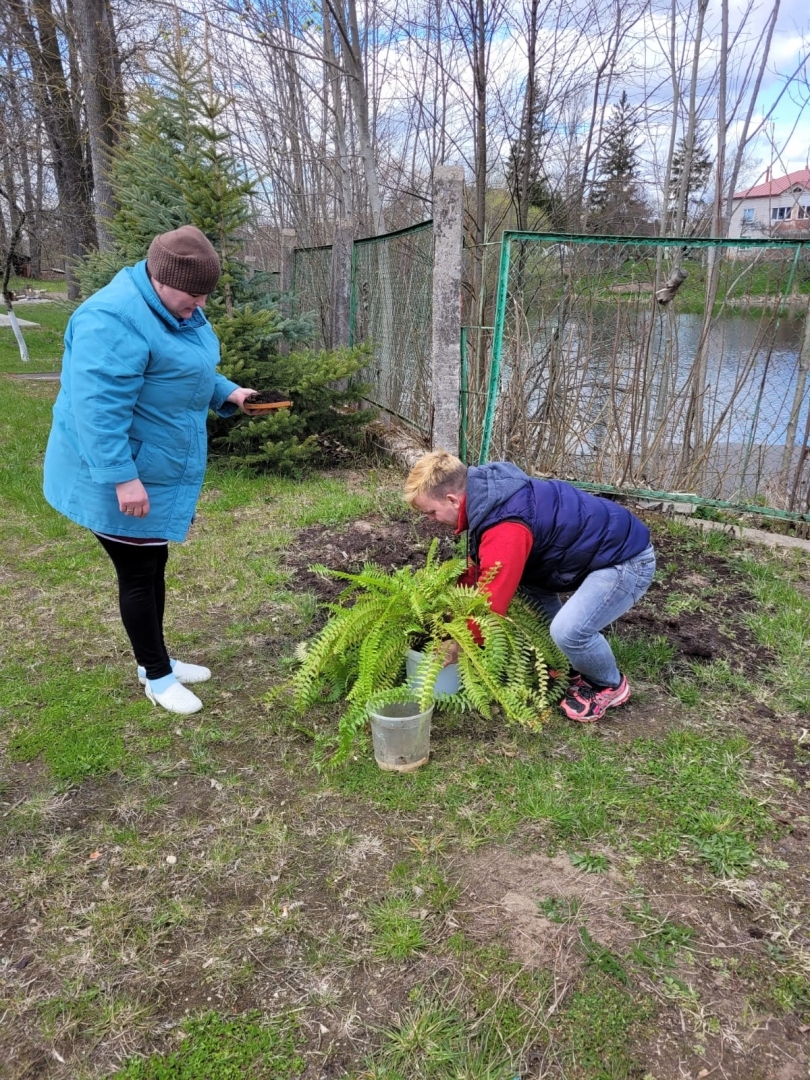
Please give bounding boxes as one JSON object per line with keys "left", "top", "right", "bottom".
{"left": 1, "top": 427, "right": 809, "bottom": 1079}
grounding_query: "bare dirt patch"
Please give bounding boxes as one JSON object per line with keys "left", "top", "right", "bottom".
{"left": 455, "top": 847, "right": 631, "bottom": 969}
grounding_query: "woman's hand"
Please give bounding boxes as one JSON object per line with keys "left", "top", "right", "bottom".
{"left": 116, "top": 478, "right": 150, "bottom": 517}
{"left": 226, "top": 387, "right": 259, "bottom": 413}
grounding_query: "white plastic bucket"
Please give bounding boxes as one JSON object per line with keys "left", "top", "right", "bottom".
{"left": 405, "top": 648, "right": 460, "bottom": 696}
{"left": 368, "top": 701, "right": 433, "bottom": 772}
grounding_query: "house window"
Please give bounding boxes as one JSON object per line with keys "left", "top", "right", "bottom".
{"left": 771, "top": 206, "right": 791, "bottom": 221}
{"left": 798, "top": 206, "right": 810, "bottom": 220}
{"left": 742, "top": 208, "right": 755, "bottom": 223}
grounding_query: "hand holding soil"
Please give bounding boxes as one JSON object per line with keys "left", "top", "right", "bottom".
{"left": 242, "top": 390, "right": 293, "bottom": 415}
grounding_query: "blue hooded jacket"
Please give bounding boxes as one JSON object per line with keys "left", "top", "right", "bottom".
{"left": 43, "top": 260, "right": 239, "bottom": 542}
{"left": 466, "top": 463, "right": 650, "bottom": 592}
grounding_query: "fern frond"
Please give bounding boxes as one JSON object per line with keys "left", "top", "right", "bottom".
{"left": 277, "top": 549, "right": 572, "bottom": 760}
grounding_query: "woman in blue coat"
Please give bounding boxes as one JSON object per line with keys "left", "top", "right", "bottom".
{"left": 44, "top": 226, "right": 256, "bottom": 716}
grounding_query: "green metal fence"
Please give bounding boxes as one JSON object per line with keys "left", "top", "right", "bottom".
{"left": 292, "top": 243, "right": 332, "bottom": 349}
{"left": 351, "top": 221, "right": 434, "bottom": 435}
{"left": 474, "top": 231, "right": 810, "bottom": 522}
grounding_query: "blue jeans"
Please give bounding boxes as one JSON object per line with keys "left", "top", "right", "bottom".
{"left": 521, "top": 544, "right": 656, "bottom": 689}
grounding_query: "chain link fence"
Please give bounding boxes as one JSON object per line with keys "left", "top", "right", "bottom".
{"left": 351, "top": 222, "right": 434, "bottom": 435}
{"left": 290, "top": 224, "right": 434, "bottom": 436}
{"left": 473, "top": 232, "right": 810, "bottom": 519}
{"left": 292, "top": 244, "right": 332, "bottom": 349}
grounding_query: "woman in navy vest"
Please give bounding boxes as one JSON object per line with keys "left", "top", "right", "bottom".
{"left": 405, "top": 451, "right": 656, "bottom": 721}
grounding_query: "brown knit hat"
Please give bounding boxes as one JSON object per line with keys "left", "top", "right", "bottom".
{"left": 147, "top": 225, "right": 221, "bottom": 295}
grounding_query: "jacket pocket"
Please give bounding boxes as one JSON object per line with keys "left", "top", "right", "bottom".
{"left": 134, "top": 440, "right": 190, "bottom": 483}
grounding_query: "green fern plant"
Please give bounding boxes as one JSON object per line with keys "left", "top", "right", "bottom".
{"left": 280, "top": 540, "right": 568, "bottom": 763}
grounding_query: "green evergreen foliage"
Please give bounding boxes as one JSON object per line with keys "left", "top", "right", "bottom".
{"left": 589, "top": 91, "right": 651, "bottom": 235}
{"left": 75, "top": 47, "right": 374, "bottom": 473}
{"left": 667, "top": 135, "right": 714, "bottom": 236}
{"left": 76, "top": 57, "right": 215, "bottom": 295}
{"left": 507, "top": 95, "right": 559, "bottom": 226}
{"left": 282, "top": 540, "right": 568, "bottom": 764}
{"left": 214, "top": 342, "right": 376, "bottom": 471}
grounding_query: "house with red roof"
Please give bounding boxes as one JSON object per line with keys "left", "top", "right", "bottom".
{"left": 728, "top": 168, "right": 810, "bottom": 239}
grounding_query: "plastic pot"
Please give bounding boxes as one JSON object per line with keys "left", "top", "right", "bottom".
{"left": 405, "top": 648, "right": 460, "bottom": 696}
{"left": 368, "top": 700, "right": 433, "bottom": 773}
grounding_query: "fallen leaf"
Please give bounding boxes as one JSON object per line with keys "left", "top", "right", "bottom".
{"left": 88, "top": 851, "right": 102, "bottom": 860}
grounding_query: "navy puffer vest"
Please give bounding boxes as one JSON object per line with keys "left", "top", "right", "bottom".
{"left": 466, "top": 463, "right": 650, "bottom": 592}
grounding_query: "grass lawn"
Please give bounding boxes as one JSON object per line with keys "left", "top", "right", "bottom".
{"left": 573, "top": 253, "right": 810, "bottom": 314}
{"left": 1, "top": 277, "right": 75, "bottom": 375}
{"left": 1, "top": 363, "right": 809, "bottom": 1079}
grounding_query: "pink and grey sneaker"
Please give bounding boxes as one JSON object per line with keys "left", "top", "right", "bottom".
{"left": 560, "top": 674, "right": 631, "bottom": 723}
{"left": 567, "top": 671, "right": 590, "bottom": 691}
{"left": 549, "top": 669, "right": 590, "bottom": 691}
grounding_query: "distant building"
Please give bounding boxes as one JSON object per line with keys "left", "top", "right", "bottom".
{"left": 728, "top": 168, "right": 810, "bottom": 239}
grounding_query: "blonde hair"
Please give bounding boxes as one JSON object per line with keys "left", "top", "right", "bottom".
{"left": 404, "top": 450, "right": 468, "bottom": 505}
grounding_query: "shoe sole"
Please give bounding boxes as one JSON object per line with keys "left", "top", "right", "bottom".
{"left": 562, "top": 681, "right": 631, "bottom": 723}
{"left": 144, "top": 686, "right": 203, "bottom": 715}
{"left": 138, "top": 675, "right": 211, "bottom": 686}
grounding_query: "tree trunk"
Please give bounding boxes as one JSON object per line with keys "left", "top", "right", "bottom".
{"left": 327, "top": 0, "right": 386, "bottom": 235}
{"left": 779, "top": 297, "right": 810, "bottom": 504}
{"left": 70, "top": 0, "right": 125, "bottom": 251}
{"left": 7, "top": 0, "right": 97, "bottom": 297}
{"left": 682, "top": 0, "right": 727, "bottom": 478}
{"left": 322, "top": 0, "right": 353, "bottom": 221}
{"left": 515, "top": 0, "right": 539, "bottom": 233}
{"left": 31, "top": 121, "right": 43, "bottom": 276}
{"left": 0, "top": 185, "right": 31, "bottom": 360}
{"left": 671, "top": 0, "right": 708, "bottom": 239}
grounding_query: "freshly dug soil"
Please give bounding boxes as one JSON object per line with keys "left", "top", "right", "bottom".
{"left": 244, "top": 390, "right": 291, "bottom": 404}
{"left": 284, "top": 509, "right": 772, "bottom": 686}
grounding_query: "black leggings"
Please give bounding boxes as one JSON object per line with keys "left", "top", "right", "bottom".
{"left": 95, "top": 535, "right": 173, "bottom": 680}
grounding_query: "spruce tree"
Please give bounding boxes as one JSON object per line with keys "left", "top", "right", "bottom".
{"left": 667, "top": 135, "right": 713, "bottom": 236}
{"left": 507, "top": 95, "right": 558, "bottom": 228}
{"left": 589, "top": 91, "right": 650, "bottom": 235}
{"left": 76, "top": 48, "right": 374, "bottom": 474}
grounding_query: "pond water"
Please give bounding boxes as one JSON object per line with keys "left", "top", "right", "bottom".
{"left": 514, "top": 306, "right": 808, "bottom": 502}
{"left": 658, "top": 310, "right": 808, "bottom": 446}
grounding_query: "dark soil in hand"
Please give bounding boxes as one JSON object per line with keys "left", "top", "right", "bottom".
{"left": 244, "top": 390, "right": 291, "bottom": 404}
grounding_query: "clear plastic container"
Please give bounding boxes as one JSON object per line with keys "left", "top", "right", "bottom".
{"left": 368, "top": 701, "right": 433, "bottom": 772}
{"left": 405, "top": 648, "right": 460, "bottom": 696}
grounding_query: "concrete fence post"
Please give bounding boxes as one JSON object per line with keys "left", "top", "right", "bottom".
{"left": 278, "top": 228, "right": 297, "bottom": 354}
{"left": 431, "top": 166, "right": 464, "bottom": 454}
{"left": 280, "top": 228, "right": 297, "bottom": 310}
{"left": 330, "top": 218, "right": 354, "bottom": 348}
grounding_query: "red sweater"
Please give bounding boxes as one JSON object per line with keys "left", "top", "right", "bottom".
{"left": 455, "top": 495, "right": 533, "bottom": 641}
